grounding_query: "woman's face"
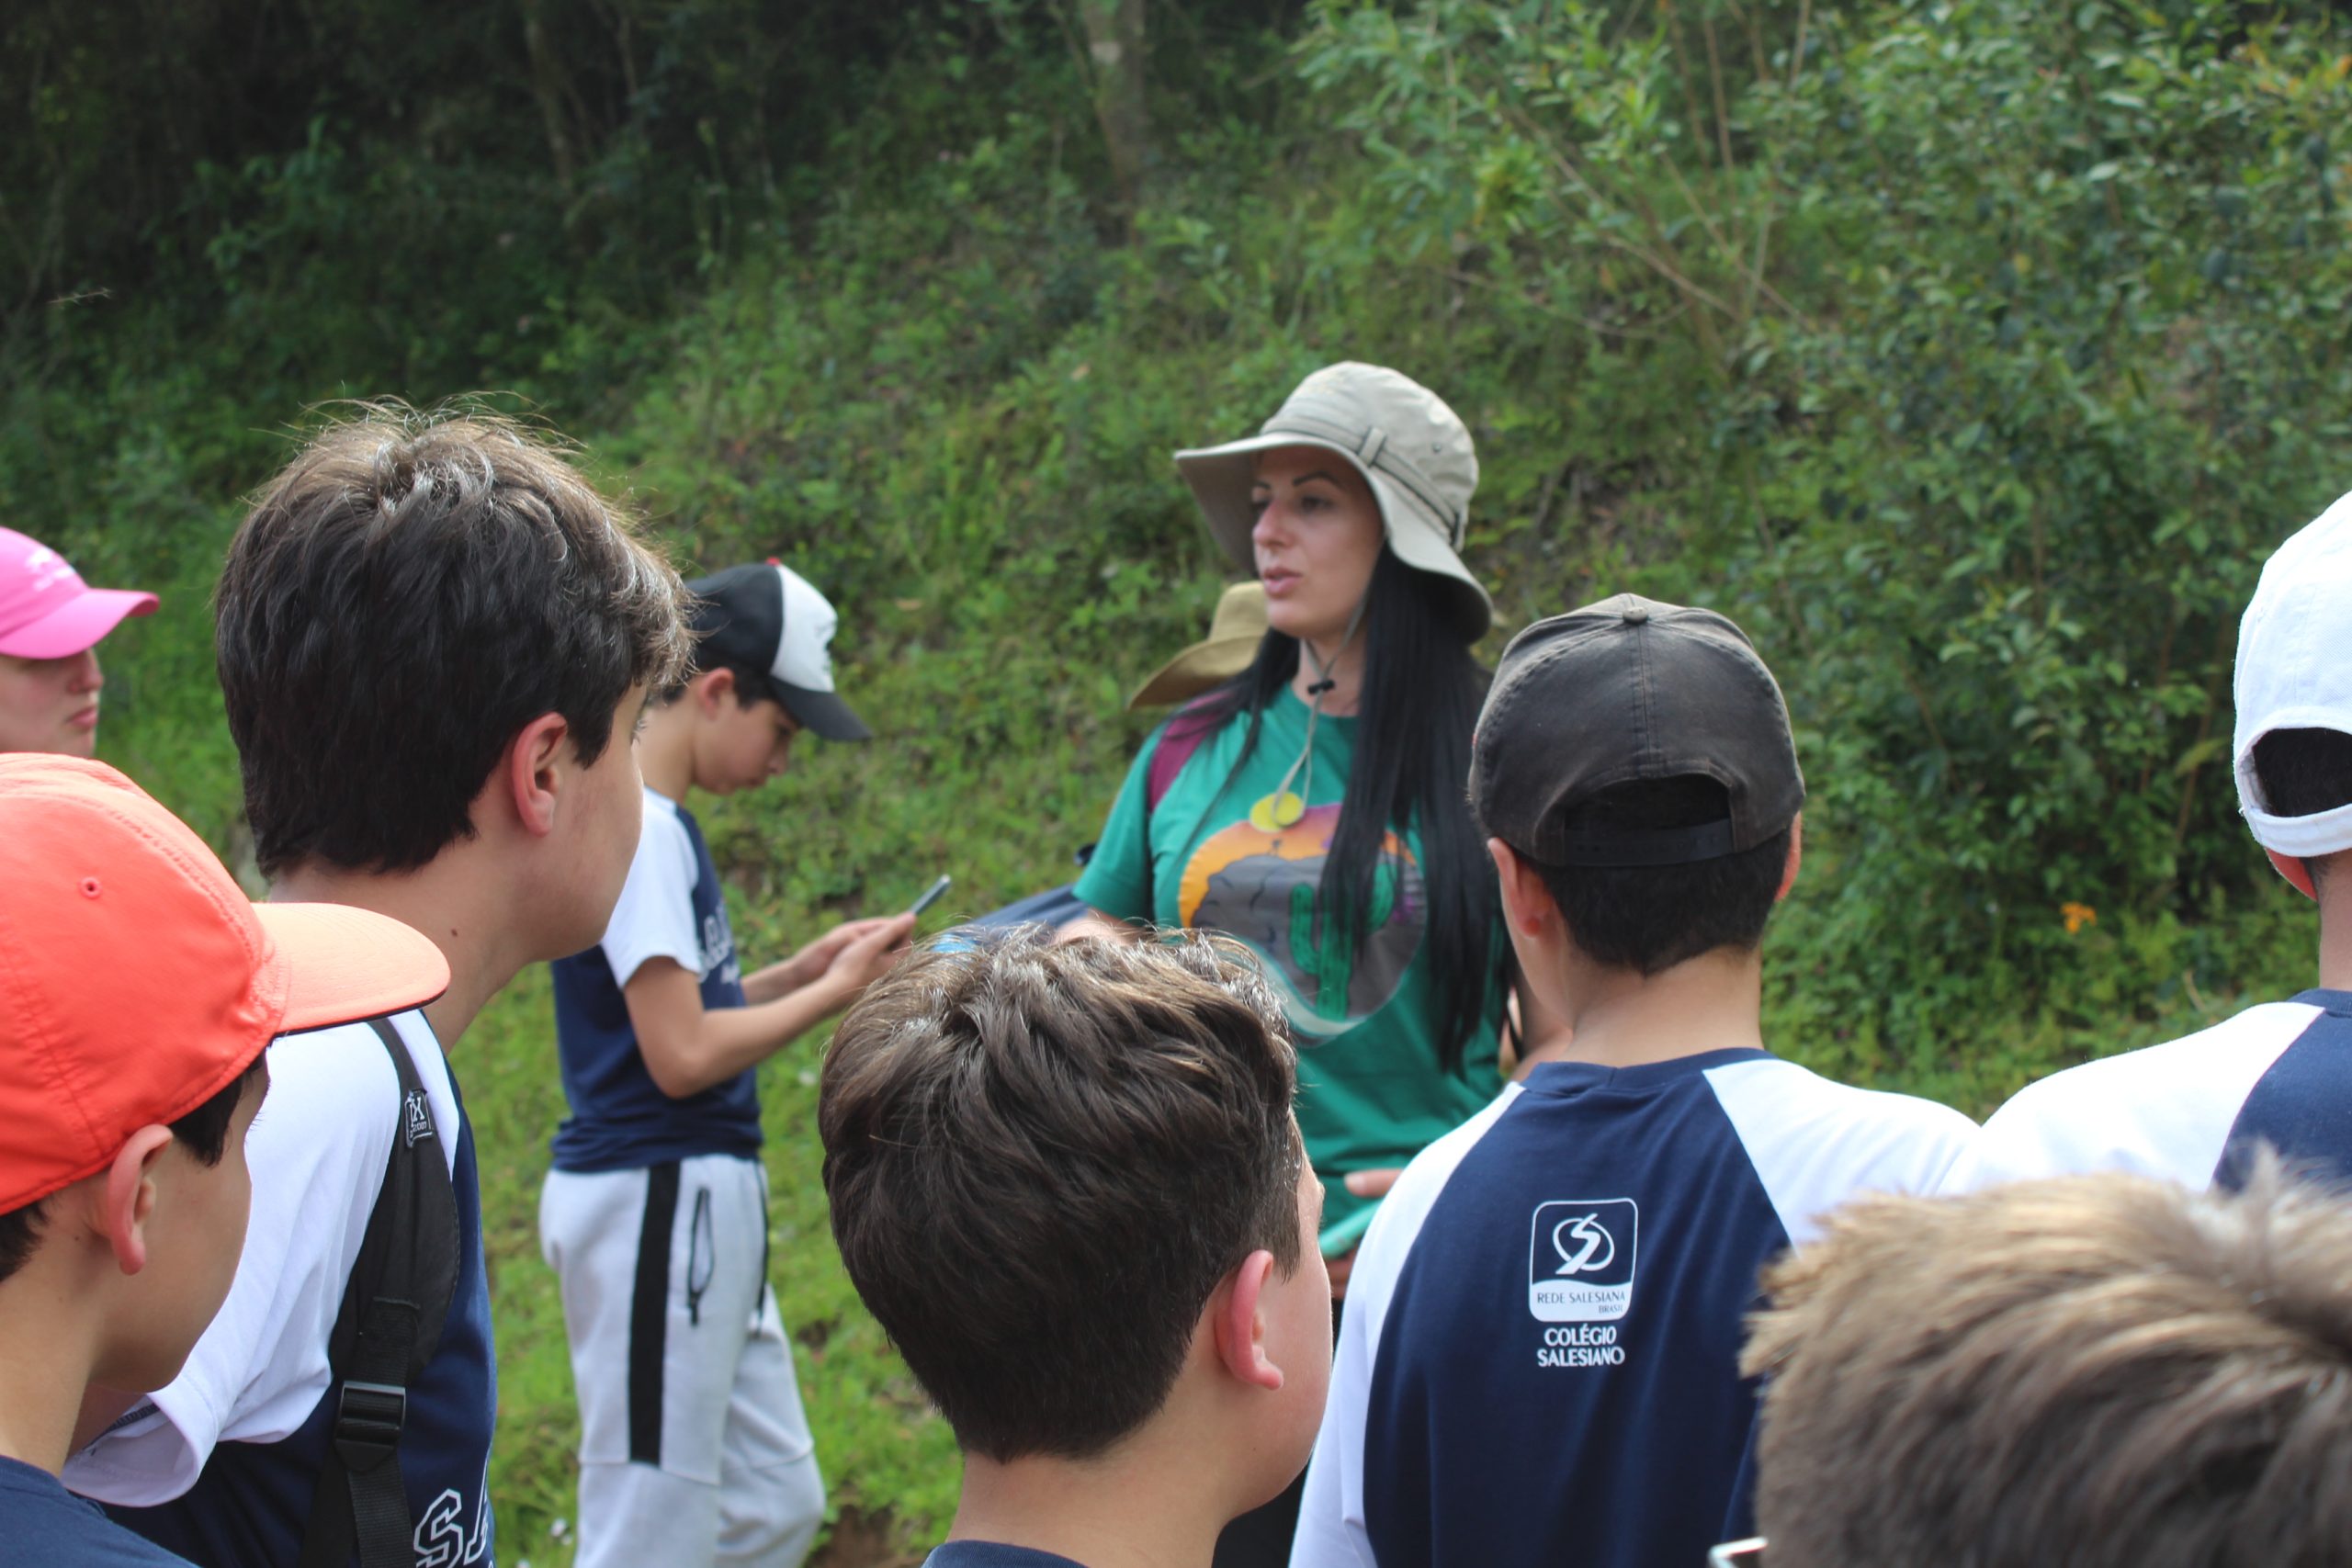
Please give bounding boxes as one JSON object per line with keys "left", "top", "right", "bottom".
{"left": 1250, "top": 446, "right": 1385, "bottom": 647}
{"left": 0, "top": 647, "right": 105, "bottom": 756}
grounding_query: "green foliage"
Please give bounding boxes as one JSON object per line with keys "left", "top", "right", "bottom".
{"left": 1295, "top": 0, "right": 2352, "bottom": 1045}
{"left": 6, "top": 0, "right": 2350, "bottom": 1558}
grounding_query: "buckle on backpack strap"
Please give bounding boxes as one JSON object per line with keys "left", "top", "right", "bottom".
{"left": 333, "top": 1381, "right": 408, "bottom": 1472}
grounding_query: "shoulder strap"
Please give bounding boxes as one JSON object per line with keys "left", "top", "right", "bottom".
{"left": 1146, "top": 698, "right": 1222, "bottom": 816}
{"left": 299, "top": 1017, "right": 462, "bottom": 1568}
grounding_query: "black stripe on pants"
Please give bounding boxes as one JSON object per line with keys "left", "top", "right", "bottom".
{"left": 628, "top": 1159, "right": 683, "bottom": 1465}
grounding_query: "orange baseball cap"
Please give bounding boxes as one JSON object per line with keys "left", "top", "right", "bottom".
{"left": 0, "top": 755, "right": 451, "bottom": 1211}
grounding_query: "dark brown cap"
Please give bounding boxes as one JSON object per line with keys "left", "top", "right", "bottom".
{"left": 1471, "top": 594, "right": 1804, "bottom": 866}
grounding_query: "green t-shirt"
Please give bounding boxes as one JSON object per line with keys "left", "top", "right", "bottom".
{"left": 1074, "top": 688, "right": 1505, "bottom": 1247}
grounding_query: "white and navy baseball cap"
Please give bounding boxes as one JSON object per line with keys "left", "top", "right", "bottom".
{"left": 688, "top": 561, "right": 872, "bottom": 741}
{"left": 2234, "top": 489, "right": 2352, "bottom": 855}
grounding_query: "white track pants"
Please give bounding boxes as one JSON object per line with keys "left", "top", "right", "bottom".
{"left": 541, "top": 1156, "right": 824, "bottom": 1568}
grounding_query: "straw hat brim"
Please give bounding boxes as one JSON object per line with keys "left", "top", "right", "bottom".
{"left": 1172, "top": 433, "right": 1493, "bottom": 642}
{"left": 1126, "top": 633, "right": 1264, "bottom": 711}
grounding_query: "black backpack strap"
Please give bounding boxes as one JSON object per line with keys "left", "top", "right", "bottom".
{"left": 298, "top": 1016, "right": 461, "bottom": 1568}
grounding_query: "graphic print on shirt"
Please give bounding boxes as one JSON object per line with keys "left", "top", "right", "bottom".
{"left": 413, "top": 1455, "right": 493, "bottom": 1566}
{"left": 1176, "top": 802, "right": 1424, "bottom": 1039}
{"left": 1530, "top": 1199, "right": 1638, "bottom": 1327}
{"left": 699, "top": 908, "right": 740, "bottom": 988}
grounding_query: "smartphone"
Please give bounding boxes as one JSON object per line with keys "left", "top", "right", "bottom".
{"left": 1317, "top": 1201, "right": 1379, "bottom": 1260}
{"left": 907, "top": 874, "right": 953, "bottom": 918}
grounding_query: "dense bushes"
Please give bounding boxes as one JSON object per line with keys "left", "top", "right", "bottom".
{"left": 1297, "top": 0, "right": 2350, "bottom": 1076}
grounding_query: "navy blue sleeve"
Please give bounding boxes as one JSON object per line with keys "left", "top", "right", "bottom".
{"left": 2217, "top": 990, "right": 2352, "bottom": 1190}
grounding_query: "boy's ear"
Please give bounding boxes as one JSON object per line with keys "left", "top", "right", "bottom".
{"left": 2267, "top": 847, "right": 2320, "bottom": 901}
{"left": 695, "top": 667, "right": 740, "bottom": 716}
{"left": 96, "top": 1125, "right": 175, "bottom": 1277}
{"left": 503, "top": 711, "right": 573, "bottom": 838}
{"left": 1487, "top": 838, "right": 1556, "bottom": 939}
{"left": 1776, "top": 815, "right": 1804, "bottom": 903}
{"left": 1212, "top": 1250, "right": 1285, "bottom": 1393}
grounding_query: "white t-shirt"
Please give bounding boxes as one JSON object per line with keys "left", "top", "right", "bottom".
{"left": 548, "top": 787, "right": 760, "bottom": 1174}
{"left": 1946, "top": 994, "right": 2352, "bottom": 1191}
{"left": 66, "top": 1010, "right": 460, "bottom": 1503}
{"left": 603, "top": 789, "right": 732, "bottom": 989}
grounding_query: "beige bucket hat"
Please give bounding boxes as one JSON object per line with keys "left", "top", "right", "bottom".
{"left": 1126, "top": 581, "right": 1269, "bottom": 711}
{"left": 1173, "top": 362, "right": 1492, "bottom": 641}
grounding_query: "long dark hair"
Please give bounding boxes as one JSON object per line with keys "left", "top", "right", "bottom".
{"left": 1171, "top": 549, "right": 1501, "bottom": 1070}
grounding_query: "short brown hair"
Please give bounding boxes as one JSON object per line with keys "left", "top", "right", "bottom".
{"left": 820, "top": 929, "right": 1303, "bottom": 1462}
{"left": 1517, "top": 776, "right": 1792, "bottom": 975}
{"left": 217, "top": 403, "right": 691, "bottom": 875}
{"left": 1743, "top": 1164, "right": 2352, "bottom": 1567}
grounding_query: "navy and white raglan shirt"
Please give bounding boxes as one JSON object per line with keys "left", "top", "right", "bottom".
{"left": 548, "top": 788, "right": 762, "bottom": 1172}
{"left": 922, "top": 1545, "right": 1091, "bottom": 1568}
{"left": 1290, "top": 1050, "right": 1976, "bottom": 1568}
{"left": 66, "top": 1010, "right": 497, "bottom": 1568}
{"left": 1951, "top": 990, "right": 2352, "bottom": 1194}
{"left": 0, "top": 1456, "right": 196, "bottom": 1565}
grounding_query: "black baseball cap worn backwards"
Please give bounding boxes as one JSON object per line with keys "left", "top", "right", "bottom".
{"left": 689, "top": 561, "right": 872, "bottom": 741}
{"left": 1472, "top": 593, "right": 1804, "bottom": 867}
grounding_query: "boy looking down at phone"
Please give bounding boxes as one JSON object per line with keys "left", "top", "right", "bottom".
{"left": 820, "top": 930, "right": 1333, "bottom": 1568}
{"left": 1289, "top": 595, "right": 1975, "bottom": 1568}
{"left": 541, "top": 561, "right": 913, "bottom": 1568}
{"left": 0, "top": 756, "right": 447, "bottom": 1565}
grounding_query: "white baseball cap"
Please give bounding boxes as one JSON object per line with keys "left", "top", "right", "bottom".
{"left": 2233, "top": 489, "right": 2352, "bottom": 855}
{"left": 686, "top": 561, "right": 871, "bottom": 740}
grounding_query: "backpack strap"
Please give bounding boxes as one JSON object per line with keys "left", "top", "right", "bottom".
{"left": 299, "top": 1017, "right": 461, "bottom": 1568}
{"left": 1145, "top": 697, "right": 1222, "bottom": 816}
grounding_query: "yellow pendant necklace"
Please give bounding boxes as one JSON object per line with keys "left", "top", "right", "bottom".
{"left": 1252, "top": 595, "right": 1367, "bottom": 832}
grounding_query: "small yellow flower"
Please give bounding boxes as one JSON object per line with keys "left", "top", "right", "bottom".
{"left": 2061, "top": 901, "right": 2098, "bottom": 935}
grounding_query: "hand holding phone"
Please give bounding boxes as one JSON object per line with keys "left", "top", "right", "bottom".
{"left": 908, "top": 874, "right": 952, "bottom": 917}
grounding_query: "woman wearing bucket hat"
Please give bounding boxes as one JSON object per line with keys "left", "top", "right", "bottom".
{"left": 1069, "top": 363, "right": 1533, "bottom": 1560}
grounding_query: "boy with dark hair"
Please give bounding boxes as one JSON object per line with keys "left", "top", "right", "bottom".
{"left": 1739, "top": 1162, "right": 2352, "bottom": 1566}
{"left": 1960, "top": 491, "right": 2352, "bottom": 1191}
{"left": 0, "top": 525, "right": 156, "bottom": 755}
{"left": 1289, "top": 594, "right": 1975, "bottom": 1568}
{"left": 541, "top": 561, "right": 911, "bottom": 1568}
{"left": 820, "top": 931, "right": 1333, "bottom": 1568}
{"left": 67, "top": 407, "right": 691, "bottom": 1568}
{"left": 0, "top": 754, "right": 448, "bottom": 1564}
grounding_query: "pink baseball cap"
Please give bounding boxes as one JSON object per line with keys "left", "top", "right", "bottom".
{"left": 0, "top": 527, "right": 158, "bottom": 659}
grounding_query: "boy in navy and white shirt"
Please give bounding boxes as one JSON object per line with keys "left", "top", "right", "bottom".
{"left": 542, "top": 562, "right": 911, "bottom": 1568}
{"left": 1955, "top": 491, "right": 2352, "bottom": 1195}
{"left": 67, "top": 411, "right": 694, "bottom": 1567}
{"left": 1289, "top": 595, "right": 1975, "bottom": 1568}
